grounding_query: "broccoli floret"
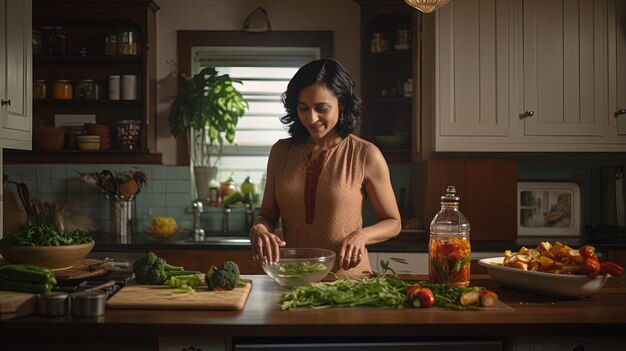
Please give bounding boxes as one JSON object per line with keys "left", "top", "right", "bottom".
{"left": 205, "top": 260, "right": 241, "bottom": 291}
{"left": 133, "top": 252, "right": 198, "bottom": 285}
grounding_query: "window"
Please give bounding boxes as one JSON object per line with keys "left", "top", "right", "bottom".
{"left": 177, "top": 30, "right": 333, "bottom": 194}
{"left": 191, "top": 47, "right": 320, "bottom": 183}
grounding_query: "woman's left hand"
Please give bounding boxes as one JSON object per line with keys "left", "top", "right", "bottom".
{"left": 338, "top": 230, "right": 367, "bottom": 271}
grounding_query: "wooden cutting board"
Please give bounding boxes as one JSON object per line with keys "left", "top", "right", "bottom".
{"left": 106, "top": 278, "right": 252, "bottom": 311}
{"left": 0, "top": 290, "right": 37, "bottom": 320}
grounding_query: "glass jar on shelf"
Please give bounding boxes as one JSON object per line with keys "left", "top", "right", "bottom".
{"left": 117, "top": 29, "right": 140, "bottom": 56}
{"left": 370, "top": 32, "right": 389, "bottom": 53}
{"left": 34, "top": 79, "right": 48, "bottom": 100}
{"left": 52, "top": 80, "right": 73, "bottom": 100}
{"left": 429, "top": 185, "right": 471, "bottom": 287}
{"left": 75, "top": 79, "right": 100, "bottom": 100}
{"left": 44, "top": 26, "right": 66, "bottom": 56}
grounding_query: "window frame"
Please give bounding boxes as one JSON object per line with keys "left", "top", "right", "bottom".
{"left": 175, "top": 30, "right": 334, "bottom": 165}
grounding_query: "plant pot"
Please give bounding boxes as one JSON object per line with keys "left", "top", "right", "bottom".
{"left": 194, "top": 166, "right": 218, "bottom": 201}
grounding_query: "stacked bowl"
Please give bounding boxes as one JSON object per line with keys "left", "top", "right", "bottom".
{"left": 85, "top": 123, "right": 110, "bottom": 150}
{"left": 76, "top": 135, "right": 100, "bottom": 151}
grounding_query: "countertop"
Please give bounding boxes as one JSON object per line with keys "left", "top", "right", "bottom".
{"left": 0, "top": 274, "right": 625, "bottom": 349}
{"left": 91, "top": 228, "right": 626, "bottom": 254}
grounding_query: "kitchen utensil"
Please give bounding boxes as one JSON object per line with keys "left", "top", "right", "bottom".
{"left": 82, "top": 280, "right": 117, "bottom": 293}
{"left": 37, "top": 291, "right": 70, "bottom": 316}
{"left": 71, "top": 290, "right": 106, "bottom": 317}
{"left": 106, "top": 277, "right": 252, "bottom": 311}
{"left": 55, "top": 258, "right": 116, "bottom": 282}
{"left": 15, "top": 182, "right": 34, "bottom": 219}
{"left": 88, "top": 258, "right": 114, "bottom": 272}
{"left": 99, "top": 169, "right": 118, "bottom": 196}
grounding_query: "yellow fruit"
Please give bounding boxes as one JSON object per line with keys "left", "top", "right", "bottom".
{"left": 150, "top": 216, "right": 178, "bottom": 237}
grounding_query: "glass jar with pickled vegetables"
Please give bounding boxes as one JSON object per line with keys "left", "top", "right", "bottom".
{"left": 429, "top": 185, "right": 471, "bottom": 287}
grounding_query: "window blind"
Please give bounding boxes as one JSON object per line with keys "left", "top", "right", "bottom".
{"left": 190, "top": 46, "right": 320, "bottom": 185}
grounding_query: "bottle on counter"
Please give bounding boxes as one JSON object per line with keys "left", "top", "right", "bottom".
{"left": 429, "top": 185, "right": 471, "bottom": 287}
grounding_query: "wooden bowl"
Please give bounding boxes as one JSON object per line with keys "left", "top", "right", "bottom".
{"left": 1, "top": 241, "right": 95, "bottom": 271}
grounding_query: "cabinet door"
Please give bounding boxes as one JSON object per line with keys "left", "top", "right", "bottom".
{"left": 616, "top": 0, "right": 626, "bottom": 135}
{"left": 0, "top": 0, "right": 32, "bottom": 150}
{"left": 436, "top": 0, "right": 511, "bottom": 138}
{"left": 522, "top": 0, "right": 613, "bottom": 137}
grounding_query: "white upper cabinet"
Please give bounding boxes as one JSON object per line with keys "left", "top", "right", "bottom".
{"left": 434, "top": 0, "right": 624, "bottom": 152}
{"left": 0, "top": 0, "right": 32, "bottom": 150}
{"left": 437, "top": 0, "right": 511, "bottom": 138}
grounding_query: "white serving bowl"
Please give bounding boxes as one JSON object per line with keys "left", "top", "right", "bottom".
{"left": 262, "top": 248, "right": 335, "bottom": 287}
{"left": 478, "top": 257, "right": 610, "bottom": 298}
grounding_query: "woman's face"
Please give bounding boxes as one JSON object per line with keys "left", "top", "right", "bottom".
{"left": 297, "top": 83, "right": 341, "bottom": 140}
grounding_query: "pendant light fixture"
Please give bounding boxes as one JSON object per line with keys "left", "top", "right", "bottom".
{"left": 404, "top": 0, "right": 450, "bottom": 13}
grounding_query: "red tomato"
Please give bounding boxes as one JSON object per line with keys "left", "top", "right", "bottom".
{"left": 578, "top": 245, "right": 596, "bottom": 259}
{"left": 581, "top": 256, "right": 600, "bottom": 278}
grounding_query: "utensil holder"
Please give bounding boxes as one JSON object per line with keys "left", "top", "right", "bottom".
{"left": 109, "top": 196, "right": 136, "bottom": 242}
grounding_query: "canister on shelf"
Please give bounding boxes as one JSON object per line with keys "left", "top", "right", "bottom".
{"left": 121, "top": 75, "right": 137, "bottom": 100}
{"left": 108, "top": 75, "right": 120, "bottom": 100}
{"left": 117, "top": 119, "right": 141, "bottom": 150}
{"left": 52, "top": 80, "right": 72, "bottom": 100}
{"left": 34, "top": 79, "right": 48, "bottom": 100}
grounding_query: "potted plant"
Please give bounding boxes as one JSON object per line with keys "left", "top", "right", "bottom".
{"left": 169, "top": 66, "right": 248, "bottom": 200}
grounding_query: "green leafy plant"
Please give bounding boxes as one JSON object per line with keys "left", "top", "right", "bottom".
{"left": 168, "top": 67, "right": 248, "bottom": 167}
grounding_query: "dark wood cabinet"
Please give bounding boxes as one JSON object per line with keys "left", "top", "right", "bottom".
{"left": 4, "top": 0, "right": 161, "bottom": 164}
{"left": 355, "top": 0, "right": 419, "bottom": 163}
{"left": 416, "top": 159, "right": 518, "bottom": 242}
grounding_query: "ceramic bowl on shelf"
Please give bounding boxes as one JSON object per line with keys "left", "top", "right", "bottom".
{"left": 261, "top": 248, "right": 335, "bottom": 287}
{"left": 2, "top": 240, "right": 95, "bottom": 271}
{"left": 76, "top": 135, "right": 100, "bottom": 151}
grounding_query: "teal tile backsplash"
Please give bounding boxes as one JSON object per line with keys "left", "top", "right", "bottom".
{"left": 4, "top": 163, "right": 414, "bottom": 236}
{"left": 6, "top": 158, "right": 623, "bottom": 237}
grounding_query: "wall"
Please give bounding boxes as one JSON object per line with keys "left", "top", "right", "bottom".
{"left": 3, "top": 163, "right": 413, "bottom": 236}
{"left": 153, "top": 0, "right": 361, "bottom": 165}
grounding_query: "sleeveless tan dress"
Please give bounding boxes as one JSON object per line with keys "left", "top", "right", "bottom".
{"left": 270, "top": 134, "right": 372, "bottom": 276}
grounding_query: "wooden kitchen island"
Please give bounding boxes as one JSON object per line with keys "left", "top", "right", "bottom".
{"left": 1, "top": 274, "right": 625, "bottom": 350}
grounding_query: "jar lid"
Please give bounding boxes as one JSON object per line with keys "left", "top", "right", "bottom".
{"left": 119, "top": 119, "right": 141, "bottom": 124}
{"left": 38, "top": 291, "right": 69, "bottom": 301}
{"left": 440, "top": 185, "right": 460, "bottom": 203}
{"left": 71, "top": 290, "right": 106, "bottom": 300}
{"left": 54, "top": 79, "right": 71, "bottom": 83}
{"left": 34, "top": 79, "right": 47, "bottom": 82}
{"left": 78, "top": 79, "right": 94, "bottom": 83}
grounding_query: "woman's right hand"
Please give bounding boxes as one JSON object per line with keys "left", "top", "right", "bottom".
{"left": 249, "top": 224, "right": 286, "bottom": 264}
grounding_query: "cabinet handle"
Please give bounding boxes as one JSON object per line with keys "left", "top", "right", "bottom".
{"left": 524, "top": 110, "right": 534, "bottom": 118}
{"left": 0, "top": 99, "right": 10, "bottom": 106}
{"left": 615, "top": 108, "right": 626, "bottom": 117}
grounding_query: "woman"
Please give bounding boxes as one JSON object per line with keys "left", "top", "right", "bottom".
{"left": 249, "top": 58, "right": 401, "bottom": 276}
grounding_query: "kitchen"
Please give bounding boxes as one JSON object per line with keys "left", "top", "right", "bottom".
{"left": 0, "top": 0, "right": 626, "bottom": 350}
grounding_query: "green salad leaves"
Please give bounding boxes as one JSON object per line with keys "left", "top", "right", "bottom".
{"left": 0, "top": 223, "right": 92, "bottom": 248}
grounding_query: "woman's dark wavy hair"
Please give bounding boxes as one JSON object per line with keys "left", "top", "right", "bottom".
{"left": 280, "top": 58, "right": 361, "bottom": 140}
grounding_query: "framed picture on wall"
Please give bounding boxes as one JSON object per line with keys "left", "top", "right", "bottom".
{"left": 517, "top": 181, "right": 581, "bottom": 237}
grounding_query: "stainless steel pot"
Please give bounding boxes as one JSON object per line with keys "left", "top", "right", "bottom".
{"left": 70, "top": 290, "right": 106, "bottom": 317}
{"left": 38, "top": 291, "right": 69, "bottom": 316}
